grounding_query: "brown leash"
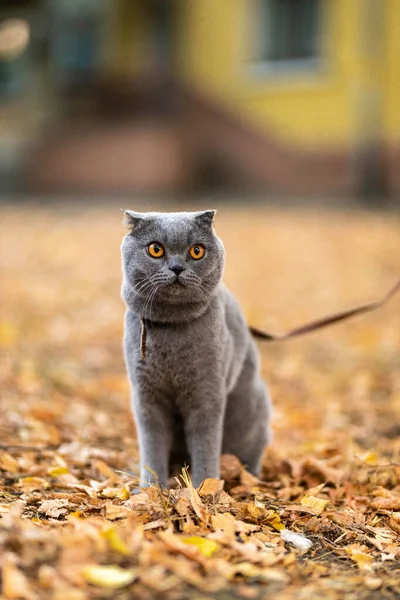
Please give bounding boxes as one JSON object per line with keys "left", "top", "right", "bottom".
{"left": 139, "top": 278, "right": 399, "bottom": 359}
{"left": 249, "top": 278, "right": 400, "bottom": 343}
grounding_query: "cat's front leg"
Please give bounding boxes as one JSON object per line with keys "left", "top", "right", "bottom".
{"left": 182, "top": 397, "right": 225, "bottom": 488}
{"left": 132, "top": 391, "right": 172, "bottom": 488}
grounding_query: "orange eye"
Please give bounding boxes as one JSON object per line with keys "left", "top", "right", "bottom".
{"left": 148, "top": 242, "right": 165, "bottom": 258}
{"left": 189, "top": 244, "right": 205, "bottom": 260}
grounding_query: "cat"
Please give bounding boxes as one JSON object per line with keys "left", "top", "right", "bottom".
{"left": 121, "top": 210, "right": 271, "bottom": 488}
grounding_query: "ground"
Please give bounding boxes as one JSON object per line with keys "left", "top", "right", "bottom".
{"left": 0, "top": 200, "right": 399, "bottom": 600}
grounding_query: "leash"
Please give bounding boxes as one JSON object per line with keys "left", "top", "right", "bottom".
{"left": 139, "top": 278, "right": 399, "bottom": 359}
{"left": 249, "top": 278, "right": 400, "bottom": 342}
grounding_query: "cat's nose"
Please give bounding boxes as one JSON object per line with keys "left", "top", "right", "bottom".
{"left": 169, "top": 265, "right": 185, "bottom": 276}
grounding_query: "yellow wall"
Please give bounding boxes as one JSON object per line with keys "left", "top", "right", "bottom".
{"left": 177, "top": 0, "right": 400, "bottom": 150}
{"left": 383, "top": 0, "right": 400, "bottom": 142}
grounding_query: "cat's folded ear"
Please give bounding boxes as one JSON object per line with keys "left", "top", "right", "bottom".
{"left": 194, "top": 210, "right": 217, "bottom": 227}
{"left": 122, "top": 209, "right": 147, "bottom": 232}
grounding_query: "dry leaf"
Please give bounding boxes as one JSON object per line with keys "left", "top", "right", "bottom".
{"left": 48, "top": 466, "right": 69, "bottom": 477}
{"left": 211, "top": 512, "right": 237, "bottom": 539}
{"left": 38, "top": 499, "right": 70, "bottom": 519}
{"left": 198, "top": 478, "right": 224, "bottom": 497}
{"left": 346, "top": 545, "right": 374, "bottom": 570}
{"left": 101, "top": 526, "right": 130, "bottom": 555}
{"left": 300, "top": 495, "right": 329, "bottom": 515}
{"left": 0, "top": 452, "right": 20, "bottom": 473}
{"left": 104, "top": 504, "right": 131, "bottom": 520}
{"left": 370, "top": 496, "right": 400, "bottom": 511}
{"left": 180, "top": 468, "right": 208, "bottom": 523}
{"left": 81, "top": 565, "right": 137, "bottom": 588}
{"left": 181, "top": 536, "right": 219, "bottom": 557}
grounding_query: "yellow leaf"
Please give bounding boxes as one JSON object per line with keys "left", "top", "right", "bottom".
{"left": 181, "top": 536, "right": 219, "bottom": 557}
{"left": 82, "top": 565, "right": 137, "bottom": 588}
{"left": 361, "top": 451, "right": 379, "bottom": 465}
{"left": 346, "top": 546, "right": 374, "bottom": 570}
{"left": 69, "top": 511, "right": 83, "bottom": 519}
{"left": 117, "top": 485, "right": 130, "bottom": 500}
{"left": 101, "top": 527, "right": 130, "bottom": 555}
{"left": 265, "top": 510, "right": 285, "bottom": 531}
{"left": 246, "top": 503, "right": 264, "bottom": 521}
{"left": 300, "top": 495, "right": 329, "bottom": 515}
{"left": 48, "top": 466, "right": 69, "bottom": 477}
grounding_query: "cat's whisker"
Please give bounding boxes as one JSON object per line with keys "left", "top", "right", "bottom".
{"left": 133, "top": 273, "right": 158, "bottom": 290}
{"left": 142, "top": 284, "right": 156, "bottom": 321}
{"left": 133, "top": 275, "right": 159, "bottom": 297}
{"left": 192, "top": 284, "right": 210, "bottom": 305}
{"left": 148, "top": 284, "right": 160, "bottom": 322}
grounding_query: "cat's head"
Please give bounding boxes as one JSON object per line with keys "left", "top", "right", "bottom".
{"left": 121, "top": 210, "right": 224, "bottom": 322}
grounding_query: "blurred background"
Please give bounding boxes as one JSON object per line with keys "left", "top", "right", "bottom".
{"left": 0, "top": 0, "right": 399, "bottom": 200}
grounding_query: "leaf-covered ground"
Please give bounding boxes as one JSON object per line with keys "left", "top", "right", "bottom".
{"left": 0, "top": 201, "right": 399, "bottom": 600}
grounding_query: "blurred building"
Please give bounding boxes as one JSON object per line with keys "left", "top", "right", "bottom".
{"left": 0, "top": 0, "right": 399, "bottom": 197}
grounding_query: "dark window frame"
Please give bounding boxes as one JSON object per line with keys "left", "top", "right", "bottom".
{"left": 248, "top": 0, "right": 323, "bottom": 75}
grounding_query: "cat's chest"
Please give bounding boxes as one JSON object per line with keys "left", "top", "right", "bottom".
{"left": 134, "top": 317, "right": 225, "bottom": 389}
{"left": 145, "top": 322, "right": 215, "bottom": 369}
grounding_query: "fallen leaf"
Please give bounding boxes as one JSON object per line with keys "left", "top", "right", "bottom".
{"left": 198, "top": 478, "right": 224, "bottom": 497}
{"left": 346, "top": 545, "right": 374, "bottom": 570}
{"left": 211, "top": 512, "right": 237, "bottom": 539}
{"left": 101, "top": 526, "right": 130, "bottom": 555}
{"left": 389, "top": 512, "right": 400, "bottom": 534}
{"left": 181, "top": 536, "right": 219, "bottom": 557}
{"left": 300, "top": 495, "right": 329, "bottom": 515}
{"left": 370, "top": 496, "right": 400, "bottom": 511}
{"left": 17, "top": 477, "right": 50, "bottom": 491}
{"left": 117, "top": 485, "right": 130, "bottom": 500}
{"left": 81, "top": 565, "right": 137, "bottom": 588}
{"left": 104, "top": 504, "right": 131, "bottom": 520}
{"left": 48, "top": 466, "right": 69, "bottom": 477}
{"left": 180, "top": 468, "right": 208, "bottom": 523}
{"left": 38, "top": 499, "right": 70, "bottom": 519}
{"left": 0, "top": 452, "right": 20, "bottom": 473}
{"left": 265, "top": 510, "right": 285, "bottom": 531}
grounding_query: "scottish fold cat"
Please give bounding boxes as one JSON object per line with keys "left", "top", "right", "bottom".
{"left": 121, "top": 210, "right": 271, "bottom": 488}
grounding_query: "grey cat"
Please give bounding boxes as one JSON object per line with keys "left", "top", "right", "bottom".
{"left": 121, "top": 210, "right": 271, "bottom": 488}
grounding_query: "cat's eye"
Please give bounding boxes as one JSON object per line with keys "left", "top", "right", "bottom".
{"left": 147, "top": 242, "right": 165, "bottom": 258}
{"left": 189, "top": 244, "right": 205, "bottom": 260}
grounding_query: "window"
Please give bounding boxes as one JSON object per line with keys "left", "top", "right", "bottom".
{"left": 254, "top": 0, "right": 321, "bottom": 66}
{"left": 49, "top": 1, "right": 105, "bottom": 89}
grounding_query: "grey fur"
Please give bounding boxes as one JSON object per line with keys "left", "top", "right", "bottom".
{"left": 121, "top": 210, "right": 271, "bottom": 488}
